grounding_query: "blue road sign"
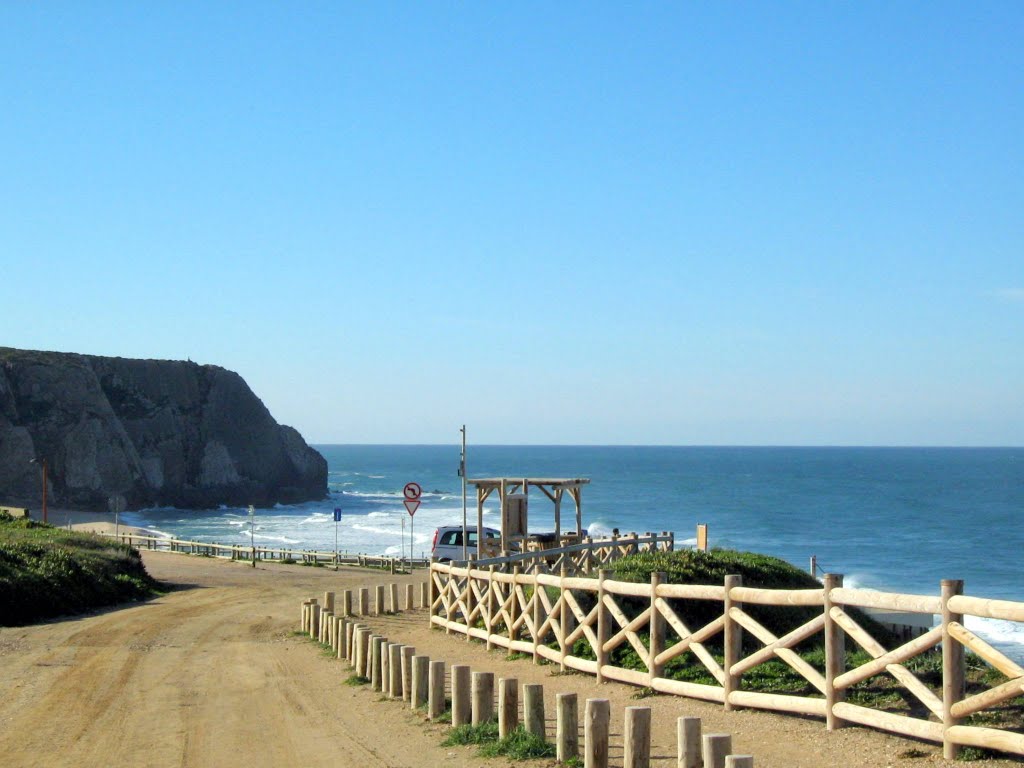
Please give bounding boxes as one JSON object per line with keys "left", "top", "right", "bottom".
{"left": 333, "top": 507, "right": 342, "bottom": 522}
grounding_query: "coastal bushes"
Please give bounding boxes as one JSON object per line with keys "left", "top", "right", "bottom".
{"left": 0, "top": 513, "right": 160, "bottom": 625}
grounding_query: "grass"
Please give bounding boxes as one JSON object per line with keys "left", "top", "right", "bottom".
{"left": 441, "top": 722, "right": 556, "bottom": 761}
{"left": 344, "top": 674, "right": 370, "bottom": 686}
{"left": 0, "top": 513, "right": 161, "bottom": 625}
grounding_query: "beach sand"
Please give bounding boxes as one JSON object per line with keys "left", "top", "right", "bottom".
{"left": 0, "top": 550, "right": 1018, "bottom": 768}
{"left": 29, "top": 506, "right": 155, "bottom": 537}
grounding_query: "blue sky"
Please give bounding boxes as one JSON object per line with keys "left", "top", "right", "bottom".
{"left": 2, "top": 3, "right": 1021, "bottom": 446}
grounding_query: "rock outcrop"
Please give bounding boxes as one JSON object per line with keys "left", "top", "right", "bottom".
{"left": 0, "top": 347, "right": 327, "bottom": 510}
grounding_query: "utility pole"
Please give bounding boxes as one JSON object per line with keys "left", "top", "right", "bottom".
{"left": 460, "top": 425, "right": 467, "bottom": 562}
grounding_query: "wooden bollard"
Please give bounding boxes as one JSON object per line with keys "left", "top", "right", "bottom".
{"left": 420, "top": 581, "right": 428, "bottom": 609}
{"left": 471, "top": 671, "right": 495, "bottom": 725}
{"left": 358, "top": 587, "right": 369, "bottom": 615}
{"left": 451, "top": 664, "right": 472, "bottom": 726}
{"left": 725, "top": 757, "right": 753, "bottom": 768}
{"left": 401, "top": 646, "right": 415, "bottom": 702}
{"left": 337, "top": 617, "right": 347, "bottom": 658}
{"left": 585, "top": 699, "right": 610, "bottom": 768}
{"left": 356, "top": 628, "right": 371, "bottom": 677}
{"left": 702, "top": 734, "right": 732, "bottom": 768}
{"left": 310, "top": 604, "right": 321, "bottom": 640}
{"left": 300, "top": 600, "right": 311, "bottom": 632}
{"left": 411, "top": 655, "right": 429, "bottom": 710}
{"left": 320, "top": 612, "right": 330, "bottom": 644}
{"left": 375, "top": 585, "right": 386, "bottom": 615}
{"left": 345, "top": 622, "right": 358, "bottom": 664}
{"left": 389, "top": 582, "right": 399, "bottom": 613}
{"left": 557, "top": 692, "right": 578, "bottom": 761}
{"left": 624, "top": 707, "right": 651, "bottom": 768}
{"left": 342, "top": 589, "right": 353, "bottom": 616}
{"left": 381, "top": 642, "right": 391, "bottom": 694}
{"left": 498, "top": 678, "right": 519, "bottom": 739}
{"left": 524, "top": 684, "right": 545, "bottom": 739}
{"left": 428, "top": 660, "right": 446, "bottom": 720}
{"left": 370, "top": 636, "right": 386, "bottom": 691}
{"left": 388, "top": 643, "right": 403, "bottom": 699}
{"left": 324, "top": 591, "right": 335, "bottom": 614}
{"left": 405, "top": 583, "right": 414, "bottom": 611}
{"left": 677, "top": 717, "right": 702, "bottom": 768}
{"left": 354, "top": 626, "right": 366, "bottom": 675}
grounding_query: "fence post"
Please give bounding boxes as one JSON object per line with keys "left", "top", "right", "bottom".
{"left": 390, "top": 583, "right": 399, "bottom": 613}
{"left": 524, "top": 683, "right": 546, "bottom": 739}
{"left": 723, "top": 574, "right": 742, "bottom": 711}
{"left": 375, "top": 585, "right": 385, "bottom": 615}
{"left": 406, "top": 583, "right": 414, "bottom": 611}
{"left": 649, "top": 571, "right": 665, "bottom": 685}
{"left": 310, "top": 604, "right": 321, "bottom": 641}
{"left": 624, "top": 706, "right": 651, "bottom": 768}
{"left": 696, "top": 524, "right": 708, "bottom": 552}
{"left": 420, "top": 580, "right": 428, "bottom": 609}
{"left": 451, "top": 664, "right": 471, "bottom": 726}
{"left": 677, "top": 716, "right": 702, "bottom": 768}
{"left": 596, "top": 569, "right": 608, "bottom": 684}
{"left": 380, "top": 641, "right": 391, "bottom": 694}
{"left": 411, "top": 655, "right": 429, "bottom": 710}
{"left": 472, "top": 671, "right": 495, "bottom": 725}
{"left": 486, "top": 565, "right": 496, "bottom": 651}
{"left": 585, "top": 698, "right": 610, "bottom": 768}
{"left": 465, "top": 562, "right": 476, "bottom": 643}
{"left": 499, "top": 677, "right": 519, "bottom": 738}
{"left": 725, "top": 757, "right": 754, "bottom": 768}
{"left": 942, "top": 578, "right": 965, "bottom": 760}
{"left": 428, "top": 660, "right": 446, "bottom": 720}
{"left": 532, "top": 565, "right": 545, "bottom": 663}
{"left": 824, "top": 573, "right": 845, "bottom": 730}
{"left": 509, "top": 565, "right": 522, "bottom": 645}
{"left": 342, "top": 589, "right": 352, "bottom": 616}
{"left": 324, "top": 591, "right": 335, "bottom": 614}
{"left": 559, "top": 564, "right": 570, "bottom": 671}
{"left": 557, "top": 692, "right": 578, "bottom": 761}
{"left": 702, "top": 733, "right": 732, "bottom": 768}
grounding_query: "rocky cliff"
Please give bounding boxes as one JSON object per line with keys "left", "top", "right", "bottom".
{"left": 0, "top": 347, "right": 327, "bottom": 510}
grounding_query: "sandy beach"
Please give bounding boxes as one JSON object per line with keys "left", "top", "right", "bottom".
{"left": 0, "top": 549, "right": 1019, "bottom": 768}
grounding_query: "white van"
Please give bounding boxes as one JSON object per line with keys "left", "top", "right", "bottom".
{"left": 431, "top": 525, "right": 501, "bottom": 562}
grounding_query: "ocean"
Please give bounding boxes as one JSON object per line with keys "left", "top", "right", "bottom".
{"left": 125, "top": 444, "right": 1024, "bottom": 651}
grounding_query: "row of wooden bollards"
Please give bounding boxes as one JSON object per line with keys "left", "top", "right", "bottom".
{"left": 299, "top": 581, "right": 429, "bottom": 638}
{"left": 298, "top": 594, "right": 754, "bottom": 768}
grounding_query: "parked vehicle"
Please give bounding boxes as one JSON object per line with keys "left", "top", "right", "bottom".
{"left": 431, "top": 525, "right": 500, "bottom": 562}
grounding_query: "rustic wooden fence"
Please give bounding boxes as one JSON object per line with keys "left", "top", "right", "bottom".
{"left": 467, "top": 531, "right": 675, "bottom": 575}
{"left": 100, "top": 532, "right": 430, "bottom": 569}
{"left": 429, "top": 562, "right": 1024, "bottom": 758}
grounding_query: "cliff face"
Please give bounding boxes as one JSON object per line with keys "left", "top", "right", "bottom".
{"left": 0, "top": 348, "right": 327, "bottom": 510}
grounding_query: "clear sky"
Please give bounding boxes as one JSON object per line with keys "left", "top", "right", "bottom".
{"left": 2, "top": 3, "right": 1021, "bottom": 446}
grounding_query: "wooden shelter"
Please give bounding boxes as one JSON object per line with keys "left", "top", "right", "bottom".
{"left": 467, "top": 477, "right": 590, "bottom": 557}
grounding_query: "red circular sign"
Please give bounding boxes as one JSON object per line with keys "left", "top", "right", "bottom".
{"left": 403, "top": 482, "right": 422, "bottom": 500}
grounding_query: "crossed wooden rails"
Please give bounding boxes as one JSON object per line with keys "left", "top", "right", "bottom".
{"left": 429, "top": 562, "right": 1024, "bottom": 759}
{"left": 468, "top": 531, "right": 674, "bottom": 576}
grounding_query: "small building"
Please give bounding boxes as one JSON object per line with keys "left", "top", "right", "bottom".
{"left": 467, "top": 477, "right": 590, "bottom": 558}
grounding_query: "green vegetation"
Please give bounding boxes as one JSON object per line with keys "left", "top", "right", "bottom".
{"left": 441, "top": 722, "right": 556, "bottom": 761}
{"left": 479, "top": 727, "right": 556, "bottom": 759}
{"left": 0, "top": 513, "right": 160, "bottom": 625}
{"left": 344, "top": 674, "right": 369, "bottom": 686}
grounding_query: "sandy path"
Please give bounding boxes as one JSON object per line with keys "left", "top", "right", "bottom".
{"left": 0, "top": 552, "right": 1018, "bottom": 768}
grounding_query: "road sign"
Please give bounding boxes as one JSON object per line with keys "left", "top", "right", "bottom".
{"left": 108, "top": 494, "right": 126, "bottom": 514}
{"left": 404, "top": 499, "right": 420, "bottom": 516}
{"left": 334, "top": 507, "right": 342, "bottom": 522}
{"left": 403, "top": 482, "right": 422, "bottom": 500}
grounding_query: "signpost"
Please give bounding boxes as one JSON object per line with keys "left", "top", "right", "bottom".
{"left": 248, "top": 505, "right": 256, "bottom": 568}
{"left": 403, "top": 482, "right": 421, "bottom": 567}
{"left": 334, "top": 507, "right": 342, "bottom": 567}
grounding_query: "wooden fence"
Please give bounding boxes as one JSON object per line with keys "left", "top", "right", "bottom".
{"left": 100, "top": 532, "right": 430, "bottom": 570}
{"left": 464, "top": 531, "right": 675, "bottom": 575}
{"left": 429, "top": 563, "right": 1024, "bottom": 759}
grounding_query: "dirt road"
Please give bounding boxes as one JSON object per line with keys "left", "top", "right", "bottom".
{"left": 0, "top": 552, "right": 1016, "bottom": 768}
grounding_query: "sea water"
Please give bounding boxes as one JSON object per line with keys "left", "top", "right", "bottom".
{"left": 126, "top": 445, "right": 1024, "bottom": 652}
